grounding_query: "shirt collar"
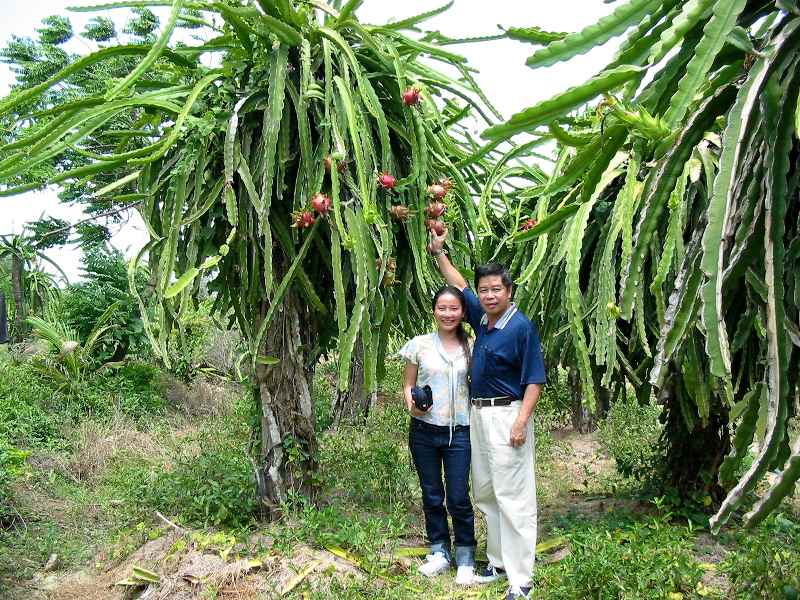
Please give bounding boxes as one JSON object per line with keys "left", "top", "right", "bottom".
{"left": 480, "top": 303, "right": 518, "bottom": 330}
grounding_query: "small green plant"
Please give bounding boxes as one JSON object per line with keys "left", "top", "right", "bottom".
{"left": 26, "top": 300, "right": 122, "bottom": 395}
{"left": 598, "top": 392, "right": 663, "bottom": 482}
{"left": 62, "top": 246, "right": 150, "bottom": 363}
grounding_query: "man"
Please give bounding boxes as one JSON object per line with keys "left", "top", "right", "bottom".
{"left": 428, "top": 228, "right": 545, "bottom": 600}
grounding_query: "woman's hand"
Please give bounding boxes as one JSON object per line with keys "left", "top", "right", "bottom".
{"left": 406, "top": 397, "right": 430, "bottom": 418}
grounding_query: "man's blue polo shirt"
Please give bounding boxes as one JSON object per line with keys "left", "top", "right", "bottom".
{"left": 463, "top": 287, "right": 546, "bottom": 399}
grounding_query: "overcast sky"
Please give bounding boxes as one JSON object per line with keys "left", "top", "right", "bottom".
{"left": 1, "top": 0, "right": 620, "bottom": 281}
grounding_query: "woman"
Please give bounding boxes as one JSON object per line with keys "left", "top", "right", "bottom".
{"left": 399, "top": 285, "right": 475, "bottom": 584}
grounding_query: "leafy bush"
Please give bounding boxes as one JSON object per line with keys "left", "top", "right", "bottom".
{"left": 0, "top": 360, "right": 64, "bottom": 449}
{"left": 0, "top": 355, "right": 164, "bottom": 451}
{"left": 722, "top": 514, "right": 800, "bottom": 599}
{"left": 599, "top": 393, "right": 663, "bottom": 481}
{"left": 61, "top": 246, "right": 149, "bottom": 363}
{"left": 165, "top": 300, "right": 216, "bottom": 381}
{"left": 77, "top": 362, "right": 165, "bottom": 421}
{"left": 313, "top": 359, "right": 337, "bottom": 434}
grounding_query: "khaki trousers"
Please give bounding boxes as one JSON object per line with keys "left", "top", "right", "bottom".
{"left": 470, "top": 403, "right": 537, "bottom": 587}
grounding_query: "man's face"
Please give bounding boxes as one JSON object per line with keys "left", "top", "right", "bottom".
{"left": 476, "top": 275, "right": 512, "bottom": 319}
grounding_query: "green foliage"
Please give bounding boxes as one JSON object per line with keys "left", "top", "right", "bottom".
{"left": 165, "top": 300, "right": 214, "bottom": 381}
{"left": 124, "top": 8, "right": 160, "bottom": 38}
{"left": 76, "top": 362, "right": 165, "bottom": 421}
{"left": 313, "top": 359, "right": 337, "bottom": 434}
{"left": 0, "top": 437, "right": 28, "bottom": 524}
{"left": 37, "top": 15, "right": 73, "bottom": 46}
{"left": 105, "top": 404, "right": 256, "bottom": 529}
{"left": 276, "top": 495, "right": 410, "bottom": 568}
{"left": 599, "top": 393, "right": 663, "bottom": 481}
{"left": 534, "top": 511, "right": 705, "bottom": 599}
{"left": 0, "top": 359, "right": 63, "bottom": 450}
{"left": 723, "top": 514, "right": 800, "bottom": 599}
{"left": 62, "top": 246, "right": 149, "bottom": 363}
{"left": 490, "top": 0, "right": 800, "bottom": 527}
{"left": 318, "top": 402, "right": 416, "bottom": 509}
{"left": 83, "top": 17, "right": 116, "bottom": 43}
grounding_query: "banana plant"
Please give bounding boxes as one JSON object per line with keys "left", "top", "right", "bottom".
{"left": 489, "top": 0, "right": 800, "bottom": 529}
{"left": 0, "top": 0, "right": 498, "bottom": 515}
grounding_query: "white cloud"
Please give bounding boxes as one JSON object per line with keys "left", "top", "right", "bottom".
{"left": 1, "top": 0, "right": 621, "bottom": 281}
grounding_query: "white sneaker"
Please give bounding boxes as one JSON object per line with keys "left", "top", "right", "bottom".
{"left": 417, "top": 552, "right": 450, "bottom": 577}
{"left": 455, "top": 565, "right": 475, "bottom": 585}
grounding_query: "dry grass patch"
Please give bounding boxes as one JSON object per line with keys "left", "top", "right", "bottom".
{"left": 65, "top": 414, "right": 167, "bottom": 482}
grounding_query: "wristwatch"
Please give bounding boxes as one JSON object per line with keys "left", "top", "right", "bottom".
{"left": 429, "top": 248, "right": 444, "bottom": 257}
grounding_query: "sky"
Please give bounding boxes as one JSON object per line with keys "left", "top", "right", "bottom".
{"left": 0, "top": 0, "right": 621, "bottom": 282}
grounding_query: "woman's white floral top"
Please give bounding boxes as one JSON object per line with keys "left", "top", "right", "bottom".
{"left": 399, "top": 333, "right": 470, "bottom": 428}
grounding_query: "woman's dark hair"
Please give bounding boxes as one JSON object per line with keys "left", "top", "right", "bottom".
{"left": 432, "top": 286, "right": 472, "bottom": 376}
{"left": 474, "top": 262, "right": 513, "bottom": 290}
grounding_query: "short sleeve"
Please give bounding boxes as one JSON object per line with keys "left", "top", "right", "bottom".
{"left": 462, "top": 287, "right": 485, "bottom": 332}
{"left": 519, "top": 322, "right": 546, "bottom": 386}
{"left": 398, "top": 336, "right": 419, "bottom": 365}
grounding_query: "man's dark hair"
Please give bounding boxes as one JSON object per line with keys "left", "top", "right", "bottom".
{"left": 474, "top": 263, "right": 513, "bottom": 290}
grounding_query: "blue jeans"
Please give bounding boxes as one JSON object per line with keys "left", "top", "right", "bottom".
{"left": 409, "top": 418, "right": 476, "bottom": 567}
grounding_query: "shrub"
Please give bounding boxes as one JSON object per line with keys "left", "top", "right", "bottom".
{"left": 313, "top": 359, "right": 337, "bottom": 434}
{"left": 598, "top": 392, "right": 663, "bottom": 481}
{"left": 534, "top": 512, "right": 704, "bottom": 599}
{"left": 61, "top": 246, "right": 149, "bottom": 363}
{"left": 0, "top": 359, "right": 64, "bottom": 449}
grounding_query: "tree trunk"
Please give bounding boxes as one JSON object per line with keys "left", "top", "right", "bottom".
{"left": 0, "top": 291, "right": 8, "bottom": 344}
{"left": 332, "top": 339, "right": 375, "bottom": 426}
{"left": 658, "top": 373, "right": 730, "bottom": 503}
{"left": 569, "top": 366, "right": 594, "bottom": 433}
{"left": 10, "top": 254, "right": 25, "bottom": 343}
{"left": 252, "top": 290, "right": 317, "bottom": 521}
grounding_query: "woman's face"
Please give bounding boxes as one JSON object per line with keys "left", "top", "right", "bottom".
{"left": 434, "top": 292, "right": 464, "bottom": 333}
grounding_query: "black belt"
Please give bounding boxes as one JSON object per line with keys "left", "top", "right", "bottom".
{"left": 470, "top": 396, "right": 519, "bottom": 408}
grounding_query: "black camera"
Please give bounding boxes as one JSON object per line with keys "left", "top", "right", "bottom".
{"left": 411, "top": 385, "right": 433, "bottom": 411}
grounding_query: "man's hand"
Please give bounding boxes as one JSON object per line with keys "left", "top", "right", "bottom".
{"left": 428, "top": 225, "right": 447, "bottom": 255}
{"left": 510, "top": 418, "right": 528, "bottom": 448}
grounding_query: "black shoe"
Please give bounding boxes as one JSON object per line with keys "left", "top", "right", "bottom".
{"left": 506, "top": 585, "right": 532, "bottom": 599}
{"left": 473, "top": 564, "right": 506, "bottom": 584}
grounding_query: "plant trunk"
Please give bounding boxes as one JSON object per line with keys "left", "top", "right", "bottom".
{"left": 658, "top": 374, "right": 730, "bottom": 503}
{"left": 10, "top": 254, "right": 24, "bottom": 343}
{"left": 0, "top": 291, "right": 8, "bottom": 344}
{"left": 332, "top": 339, "right": 374, "bottom": 426}
{"left": 252, "top": 290, "right": 317, "bottom": 521}
{"left": 569, "top": 366, "right": 597, "bottom": 433}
